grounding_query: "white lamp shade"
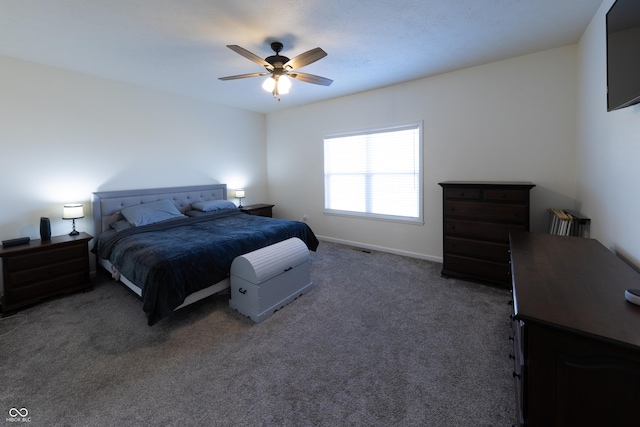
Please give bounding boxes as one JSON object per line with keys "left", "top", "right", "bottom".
{"left": 235, "top": 189, "right": 245, "bottom": 199}
{"left": 277, "top": 75, "right": 291, "bottom": 94}
{"left": 262, "top": 77, "right": 276, "bottom": 92}
{"left": 63, "top": 204, "right": 84, "bottom": 219}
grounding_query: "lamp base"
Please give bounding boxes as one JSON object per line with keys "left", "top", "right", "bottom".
{"left": 69, "top": 218, "right": 79, "bottom": 236}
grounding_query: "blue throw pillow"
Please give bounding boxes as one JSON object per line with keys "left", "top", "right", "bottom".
{"left": 120, "top": 199, "right": 185, "bottom": 227}
{"left": 190, "top": 200, "right": 237, "bottom": 212}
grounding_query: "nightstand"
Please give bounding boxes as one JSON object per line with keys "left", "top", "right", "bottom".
{"left": 240, "top": 204, "right": 275, "bottom": 218}
{"left": 0, "top": 232, "right": 93, "bottom": 316}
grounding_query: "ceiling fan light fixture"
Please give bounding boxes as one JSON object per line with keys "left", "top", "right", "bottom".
{"left": 262, "top": 76, "right": 276, "bottom": 92}
{"left": 277, "top": 75, "right": 291, "bottom": 94}
{"left": 220, "top": 42, "right": 331, "bottom": 101}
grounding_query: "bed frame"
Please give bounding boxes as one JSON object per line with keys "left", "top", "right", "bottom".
{"left": 92, "top": 184, "right": 231, "bottom": 309}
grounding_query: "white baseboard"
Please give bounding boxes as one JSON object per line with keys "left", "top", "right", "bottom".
{"left": 316, "top": 235, "right": 443, "bottom": 263}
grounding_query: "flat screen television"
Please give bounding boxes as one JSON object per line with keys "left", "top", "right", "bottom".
{"left": 606, "top": 0, "right": 640, "bottom": 111}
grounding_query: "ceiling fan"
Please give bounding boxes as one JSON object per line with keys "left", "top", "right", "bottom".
{"left": 218, "top": 42, "right": 333, "bottom": 100}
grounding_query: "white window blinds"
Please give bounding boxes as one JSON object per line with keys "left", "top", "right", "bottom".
{"left": 323, "top": 123, "right": 423, "bottom": 223}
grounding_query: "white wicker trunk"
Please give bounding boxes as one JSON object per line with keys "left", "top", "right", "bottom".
{"left": 229, "top": 237, "right": 313, "bottom": 322}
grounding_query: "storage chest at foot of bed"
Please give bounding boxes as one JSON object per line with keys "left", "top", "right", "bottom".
{"left": 229, "top": 237, "right": 313, "bottom": 323}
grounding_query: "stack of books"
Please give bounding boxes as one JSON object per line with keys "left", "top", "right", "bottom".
{"left": 547, "top": 208, "right": 590, "bottom": 237}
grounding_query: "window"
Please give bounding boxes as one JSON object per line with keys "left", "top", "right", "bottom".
{"left": 323, "top": 123, "right": 423, "bottom": 223}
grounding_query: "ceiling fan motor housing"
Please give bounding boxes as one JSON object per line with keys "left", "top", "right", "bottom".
{"left": 265, "top": 42, "right": 289, "bottom": 69}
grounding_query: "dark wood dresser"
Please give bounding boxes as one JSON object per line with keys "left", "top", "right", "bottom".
{"left": 1, "top": 232, "right": 92, "bottom": 315}
{"left": 509, "top": 231, "right": 640, "bottom": 427}
{"left": 438, "top": 181, "right": 535, "bottom": 286}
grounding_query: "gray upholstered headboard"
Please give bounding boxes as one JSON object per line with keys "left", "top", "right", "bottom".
{"left": 92, "top": 184, "right": 228, "bottom": 237}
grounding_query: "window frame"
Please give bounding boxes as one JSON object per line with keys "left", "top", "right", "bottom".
{"left": 322, "top": 122, "right": 424, "bottom": 225}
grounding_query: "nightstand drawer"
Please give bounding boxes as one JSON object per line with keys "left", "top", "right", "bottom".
{"left": 9, "top": 258, "right": 87, "bottom": 288}
{"left": 5, "top": 271, "right": 89, "bottom": 305}
{"left": 5, "top": 244, "right": 86, "bottom": 272}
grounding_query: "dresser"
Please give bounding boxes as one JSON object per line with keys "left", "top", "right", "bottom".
{"left": 0, "top": 232, "right": 92, "bottom": 315}
{"left": 509, "top": 231, "right": 640, "bottom": 427}
{"left": 438, "top": 181, "right": 535, "bottom": 286}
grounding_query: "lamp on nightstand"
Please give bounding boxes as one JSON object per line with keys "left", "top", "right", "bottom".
{"left": 62, "top": 204, "right": 84, "bottom": 236}
{"left": 235, "top": 189, "right": 245, "bottom": 208}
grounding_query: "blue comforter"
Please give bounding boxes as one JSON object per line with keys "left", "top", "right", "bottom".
{"left": 97, "top": 210, "right": 319, "bottom": 325}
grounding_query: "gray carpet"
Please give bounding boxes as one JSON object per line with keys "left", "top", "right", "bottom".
{"left": 0, "top": 241, "right": 514, "bottom": 426}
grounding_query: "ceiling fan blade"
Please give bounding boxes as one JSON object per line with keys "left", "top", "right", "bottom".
{"left": 289, "top": 72, "right": 333, "bottom": 86}
{"left": 283, "top": 47, "right": 327, "bottom": 70}
{"left": 226, "top": 45, "right": 273, "bottom": 70}
{"left": 218, "top": 72, "right": 269, "bottom": 81}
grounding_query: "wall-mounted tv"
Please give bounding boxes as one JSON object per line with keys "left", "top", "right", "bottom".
{"left": 606, "top": 0, "right": 640, "bottom": 111}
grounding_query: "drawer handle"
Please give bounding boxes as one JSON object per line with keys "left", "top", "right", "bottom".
{"left": 239, "top": 288, "right": 247, "bottom": 295}
{"left": 512, "top": 371, "right": 521, "bottom": 379}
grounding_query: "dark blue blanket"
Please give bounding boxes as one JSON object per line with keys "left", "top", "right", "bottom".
{"left": 97, "top": 210, "right": 319, "bottom": 325}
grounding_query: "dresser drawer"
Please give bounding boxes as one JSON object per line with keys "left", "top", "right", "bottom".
{"left": 445, "top": 201, "right": 527, "bottom": 222}
{"left": 443, "top": 187, "right": 481, "bottom": 200}
{"left": 484, "top": 189, "right": 528, "bottom": 202}
{"left": 9, "top": 258, "right": 87, "bottom": 288}
{"left": 4, "top": 244, "right": 87, "bottom": 272}
{"left": 444, "top": 219, "right": 527, "bottom": 243}
{"left": 444, "top": 237, "right": 510, "bottom": 262}
{"left": 443, "top": 255, "right": 511, "bottom": 284}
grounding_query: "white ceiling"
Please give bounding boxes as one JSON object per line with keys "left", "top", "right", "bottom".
{"left": 0, "top": 0, "right": 603, "bottom": 114}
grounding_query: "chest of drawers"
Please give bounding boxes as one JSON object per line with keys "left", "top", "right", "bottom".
{"left": 438, "top": 181, "right": 534, "bottom": 286}
{"left": 1, "top": 232, "right": 92, "bottom": 315}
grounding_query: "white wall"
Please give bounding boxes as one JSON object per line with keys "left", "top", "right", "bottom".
{"left": 577, "top": 0, "right": 640, "bottom": 268}
{"left": 266, "top": 45, "right": 579, "bottom": 261}
{"left": 0, "top": 55, "right": 266, "bottom": 246}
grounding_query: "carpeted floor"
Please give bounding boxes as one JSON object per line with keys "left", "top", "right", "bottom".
{"left": 0, "top": 241, "right": 514, "bottom": 426}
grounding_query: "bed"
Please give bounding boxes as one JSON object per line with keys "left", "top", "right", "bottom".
{"left": 92, "top": 184, "right": 319, "bottom": 325}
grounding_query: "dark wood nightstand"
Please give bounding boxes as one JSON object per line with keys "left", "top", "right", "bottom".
{"left": 240, "top": 204, "right": 275, "bottom": 218}
{"left": 0, "top": 232, "right": 93, "bottom": 316}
